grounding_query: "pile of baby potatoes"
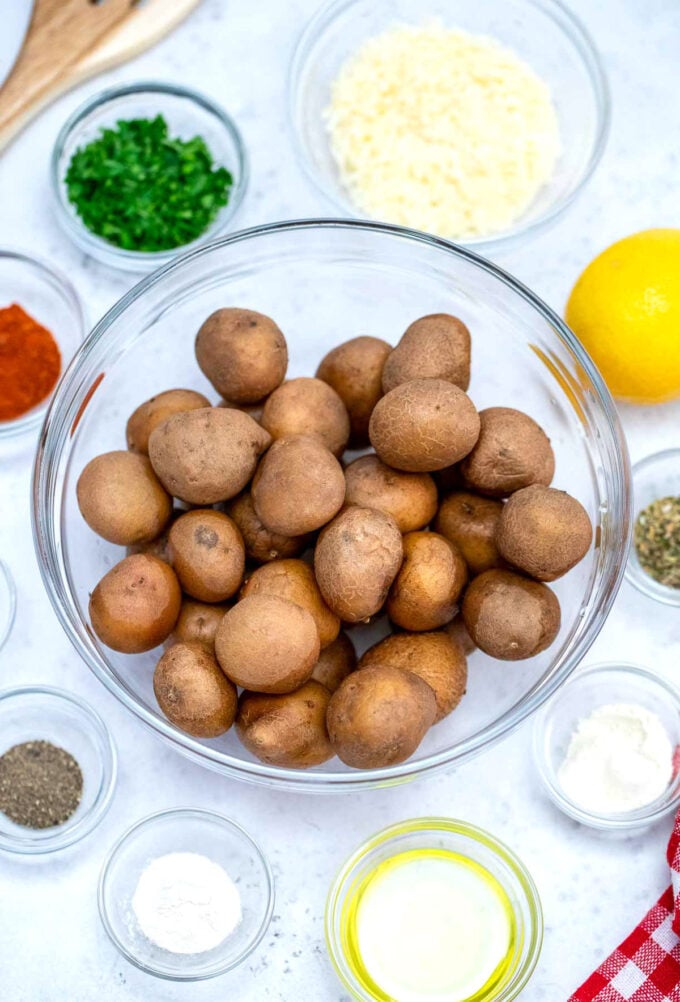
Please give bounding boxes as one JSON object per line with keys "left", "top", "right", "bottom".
{"left": 77, "top": 309, "right": 593, "bottom": 771}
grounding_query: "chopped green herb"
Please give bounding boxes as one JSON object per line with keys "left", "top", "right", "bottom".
{"left": 634, "top": 495, "right": 680, "bottom": 589}
{"left": 64, "top": 115, "right": 233, "bottom": 253}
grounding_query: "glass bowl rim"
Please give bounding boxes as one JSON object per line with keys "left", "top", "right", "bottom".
{"left": 0, "top": 683, "right": 117, "bottom": 854}
{"left": 97, "top": 806, "right": 275, "bottom": 981}
{"left": 625, "top": 448, "right": 680, "bottom": 607}
{"left": 0, "top": 560, "right": 17, "bottom": 654}
{"left": 325, "top": 816, "right": 544, "bottom": 1002}
{"left": 533, "top": 661, "right": 680, "bottom": 830}
{"left": 0, "top": 246, "right": 87, "bottom": 439}
{"left": 287, "top": 0, "right": 611, "bottom": 255}
{"left": 50, "top": 80, "right": 250, "bottom": 270}
{"left": 31, "top": 216, "right": 631, "bottom": 792}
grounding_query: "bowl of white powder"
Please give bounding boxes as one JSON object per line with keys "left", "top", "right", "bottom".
{"left": 289, "top": 0, "right": 609, "bottom": 253}
{"left": 98, "top": 808, "right": 274, "bottom": 980}
{"left": 533, "top": 663, "right": 680, "bottom": 832}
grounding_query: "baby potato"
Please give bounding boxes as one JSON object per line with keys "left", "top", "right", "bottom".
{"left": 77, "top": 450, "right": 172, "bottom": 546}
{"left": 168, "top": 510, "right": 245, "bottom": 603}
{"left": 496, "top": 485, "right": 593, "bottom": 581}
{"left": 226, "top": 491, "right": 311, "bottom": 563}
{"left": 382, "top": 314, "right": 471, "bottom": 393}
{"left": 127, "top": 508, "right": 184, "bottom": 564}
{"left": 215, "top": 594, "right": 320, "bottom": 693}
{"left": 386, "top": 531, "right": 467, "bottom": 631}
{"left": 314, "top": 507, "right": 403, "bottom": 623}
{"left": 168, "top": 599, "right": 230, "bottom": 651}
{"left": 434, "top": 491, "right": 504, "bottom": 576}
{"left": 311, "top": 632, "right": 357, "bottom": 692}
{"left": 327, "top": 665, "right": 436, "bottom": 769}
{"left": 219, "top": 399, "right": 265, "bottom": 423}
{"left": 195, "top": 308, "right": 288, "bottom": 403}
{"left": 148, "top": 407, "right": 271, "bottom": 505}
{"left": 445, "top": 614, "right": 476, "bottom": 655}
{"left": 369, "top": 379, "right": 480, "bottom": 472}
{"left": 460, "top": 407, "right": 555, "bottom": 497}
{"left": 316, "top": 336, "right": 392, "bottom": 444}
{"left": 261, "top": 377, "right": 350, "bottom": 457}
{"left": 344, "top": 455, "right": 438, "bottom": 533}
{"left": 126, "top": 389, "right": 210, "bottom": 455}
{"left": 240, "top": 559, "right": 340, "bottom": 648}
{"left": 236, "top": 681, "right": 333, "bottom": 768}
{"left": 251, "top": 435, "right": 345, "bottom": 536}
{"left": 89, "top": 553, "right": 181, "bottom": 653}
{"left": 359, "top": 631, "right": 467, "bottom": 723}
{"left": 462, "top": 568, "right": 561, "bottom": 660}
{"left": 154, "top": 641, "right": 237, "bottom": 738}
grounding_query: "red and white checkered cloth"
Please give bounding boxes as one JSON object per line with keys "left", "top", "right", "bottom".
{"left": 569, "top": 811, "right": 680, "bottom": 1001}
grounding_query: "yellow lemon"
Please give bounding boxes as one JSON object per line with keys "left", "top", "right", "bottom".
{"left": 565, "top": 228, "right": 680, "bottom": 404}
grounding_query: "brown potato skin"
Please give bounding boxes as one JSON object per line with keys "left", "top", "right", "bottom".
{"left": 226, "top": 492, "right": 311, "bottom": 563}
{"left": 369, "top": 379, "right": 480, "bottom": 472}
{"left": 261, "top": 377, "right": 350, "bottom": 457}
{"left": 460, "top": 407, "right": 555, "bottom": 497}
{"left": 240, "top": 559, "right": 340, "bottom": 648}
{"left": 359, "top": 631, "right": 467, "bottom": 723}
{"left": 219, "top": 399, "right": 265, "bottom": 423}
{"left": 148, "top": 407, "right": 271, "bottom": 505}
{"left": 314, "top": 507, "right": 403, "bottom": 623}
{"left": 126, "top": 389, "right": 210, "bottom": 454}
{"left": 195, "top": 308, "right": 288, "bottom": 404}
{"left": 327, "top": 665, "right": 436, "bottom": 768}
{"left": 344, "top": 455, "right": 438, "bottom": 533}
{"left": 236, "top": 681, "right": 333, "bottom": 768}
{"left": 386, "top": 531, "right": 467, "bottom": 631}
{"left": 496, "top": 485, "right": 593, "bottom": 581}
{"left": 251, "top": 435, "right": 345, "bottom": 536}
{"left": 77, "top": 451, "right": 172, "bottom": 546}
{"left": 168, "top": 510, "right": 245, "bottom": 602}
{"left": 316, "top": 336, "right": 392, "bottom": 444}
{"left": 89, "top": 554, "right": 181, "bottom": 653}
{"left": 154, "top": 642, "right": 237, "bottom": 738}
{"left": 462, "top": 569, "right": 561, "bottom": 660}
{"left": 311, "top": 632, "right": 357, "bottom": 692}
{"left": 382, "top": 314, "right": 471, "bottom": 393}
{"left": 445, "top": 615, "right": 476, "bottom": 655}
{"left": 215, "top": 595, "right": 320, "bottom": 693}
{"left": 434, "top": 491, "right": 504, "bottom": 576}
{"left": 168, "top": 599, "right": 230, "bottom": 651}
{"left": 127, "top": 508, "right": 184, "bottom": 564}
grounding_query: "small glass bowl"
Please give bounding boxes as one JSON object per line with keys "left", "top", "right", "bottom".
{"left": 51, "top": 82, "right": 249, "bottom": 273}
{"left": 534, "top": 663, "right": 680, "bottom": 832}
{"left": 0, "top": 561, "right": 17, "bottom": 653}
{"left": 98, "top": 808, "right": 274, "bottom": 981}
{"left": 289, "top": 0, "right": 609, "bottom": 254}
{"left": 0, "top": 249, "right": 85, "bottom": 439}
{"left": 625, "top": 449, "right": 680, "bottom": 607}
{"left": 0, "top": 686, "right": 117, "bottom": 854}
{"left": 326, "top": 817, "right": 543, "bottom": 1002}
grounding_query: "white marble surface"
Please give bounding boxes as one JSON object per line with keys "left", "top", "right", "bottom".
{"left": 1, "top": 1, "right": 680, "bottom": 1000}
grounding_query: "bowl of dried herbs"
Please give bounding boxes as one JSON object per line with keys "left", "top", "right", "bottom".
{"left": 627, "top": 448, "right": 680, "bottom": 606}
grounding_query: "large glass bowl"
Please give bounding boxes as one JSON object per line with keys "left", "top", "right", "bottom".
{"left": 32, "top": 219, "right": 630, "bottom": 792}
{"left": 289, "top": 0, "right": 610, "bottom": 255}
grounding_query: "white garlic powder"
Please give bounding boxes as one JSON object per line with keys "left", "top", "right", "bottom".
{"left": 132, "top": 851, "right": 242, "bottom": 954}
{"left": 558, "top": 703, "right": 674, "bottom": 815}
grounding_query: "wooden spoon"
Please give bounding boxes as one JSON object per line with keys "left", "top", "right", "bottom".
{"left": 0, "top": 0, "right": 203, "bottom": 151}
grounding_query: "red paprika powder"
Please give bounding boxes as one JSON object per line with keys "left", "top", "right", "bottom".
{"left": 0, "top": 304, "right": 61, "bottom": 422}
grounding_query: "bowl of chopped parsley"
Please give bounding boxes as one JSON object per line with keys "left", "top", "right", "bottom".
{"left": 626, "top": 448, "right": 680, "bottom": 607}
{"left": 51, "top": 82, "right": 248, "bottom": 272}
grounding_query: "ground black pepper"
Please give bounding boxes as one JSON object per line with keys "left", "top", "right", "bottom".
{"left": 0, "top": 740, "right": 83, "bottom": 829}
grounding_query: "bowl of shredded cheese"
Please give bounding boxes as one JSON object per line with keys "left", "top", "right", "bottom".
{"left": 289, "top": 0, "right": 609, "bottom": 252}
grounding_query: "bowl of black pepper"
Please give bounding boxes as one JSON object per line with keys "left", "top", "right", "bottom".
{"left": 626, "top": 449, "right": 680, "bottom": 607}
{"left": 51, "top": 82, "right": 248, "bottom": 273}
{"left": 0, "top": 686, "right": 116, "bottom": 854}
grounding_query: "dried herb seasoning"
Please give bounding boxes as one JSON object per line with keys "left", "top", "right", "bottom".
{"left": 0, "top": 740, "right": 83, "bottom": 829}
{"left": 633, "top": 495, "right": 680, "bottom": 589}
{"left": 64, "top": 115, "right": 233, "bottom": 253}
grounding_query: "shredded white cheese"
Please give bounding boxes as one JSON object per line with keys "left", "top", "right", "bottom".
{"left": 326, "top": 22, "right": 561, "bottom": 239}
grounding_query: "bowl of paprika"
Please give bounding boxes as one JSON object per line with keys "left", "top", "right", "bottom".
{"left": 0, "top": 249, "right": 85, "bottom": 439}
